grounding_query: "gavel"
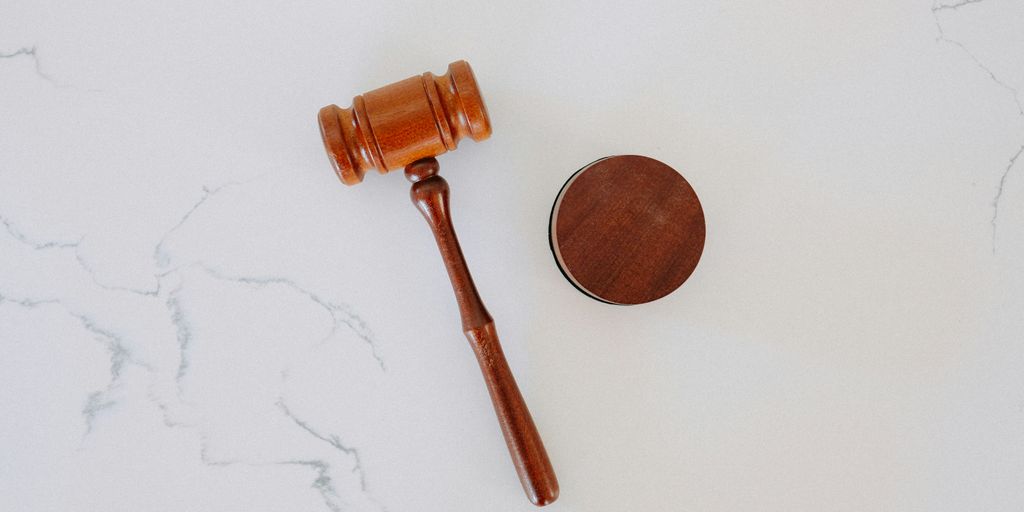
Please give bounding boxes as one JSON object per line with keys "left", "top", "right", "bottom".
{"left": 318, "top": 61, "right": 559, "bottom": 506}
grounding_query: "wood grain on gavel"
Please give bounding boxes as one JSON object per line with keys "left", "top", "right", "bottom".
{"left": 318, "top": 61, "right": 559, "bottom": 506}
{"left": 318, "top": 60, "right": 491, "bottom": 185}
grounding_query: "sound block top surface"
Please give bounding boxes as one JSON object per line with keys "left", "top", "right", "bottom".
{"left": 549, "top": 155, "right": 705, "bottom": 305}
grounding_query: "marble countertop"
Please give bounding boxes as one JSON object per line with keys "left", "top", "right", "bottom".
{"left": 2, "top": 1, "right": 1023, "bottom": 510}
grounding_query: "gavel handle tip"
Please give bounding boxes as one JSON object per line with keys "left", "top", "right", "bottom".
{"left": 466, "top": 322, "right": 559, "bottom": 506}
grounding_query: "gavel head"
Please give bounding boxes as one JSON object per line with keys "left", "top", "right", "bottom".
{"left": 318, "top": 60, "right": 492, "bottom": 185}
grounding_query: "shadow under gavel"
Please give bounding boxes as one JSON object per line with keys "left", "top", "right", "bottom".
{"left": 318, "top": 60, "right": 559, "bottom": 506}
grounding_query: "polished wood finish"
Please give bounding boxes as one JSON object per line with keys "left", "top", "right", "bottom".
{"left": 318, "top": 60, "right": 491, "bottom": 185}
{"left": 550, "top": 155, "right": 705, "bottom": 305}
{"left": 406, "top": 158, "right": 558, "bottom": 506}
{"left": 317, "top": 62, "right": 557, "bottom": 506}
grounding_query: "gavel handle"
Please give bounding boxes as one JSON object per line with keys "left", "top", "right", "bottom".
{"left": 407, "top": 158, "right": 559, "bottom": 506}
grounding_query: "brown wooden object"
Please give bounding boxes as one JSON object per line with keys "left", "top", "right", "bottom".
{"left": 550, "top": 155, "right": 705, "bottom": 305}
{"left": 318, "top": 62, "right": 558, "bottom": 506}
{"left": 318, "top": 60, "right": 491, "bottom": 185}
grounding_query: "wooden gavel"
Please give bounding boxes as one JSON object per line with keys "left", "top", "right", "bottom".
{"left": 318, "top": 60, "right": 558, "bottom": 506}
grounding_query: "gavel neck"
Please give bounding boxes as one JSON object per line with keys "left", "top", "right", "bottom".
{"left": 407, "top": 159, "right": 493, "bottom": 331}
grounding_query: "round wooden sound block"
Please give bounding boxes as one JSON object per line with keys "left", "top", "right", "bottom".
{"left": 549, "top": 155, "right": 705, "bottom": 305}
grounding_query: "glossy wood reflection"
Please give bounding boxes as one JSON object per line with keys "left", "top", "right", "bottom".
{"left": 318, "top": 60, "right": 491, "bottom": 185}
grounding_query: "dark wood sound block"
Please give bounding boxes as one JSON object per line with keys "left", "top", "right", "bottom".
{"left": 549, "top": 155, "right": 705, "bottom": 305}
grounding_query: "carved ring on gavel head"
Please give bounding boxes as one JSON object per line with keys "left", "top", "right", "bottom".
{"left": 317, "top": 61, "right": 558, "bottom": 507}
{"left": 318, "top": 60, "right": 492, "bottom": 185}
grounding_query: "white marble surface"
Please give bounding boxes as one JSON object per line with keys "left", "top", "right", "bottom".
{"left": 2, "top": 1, "right": 1023, "bottom": 510}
